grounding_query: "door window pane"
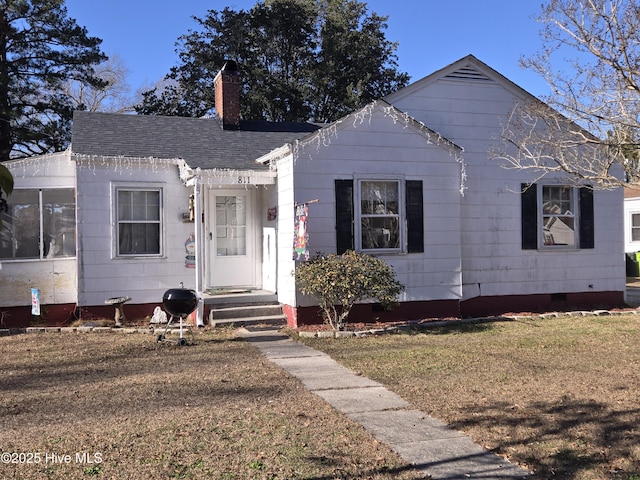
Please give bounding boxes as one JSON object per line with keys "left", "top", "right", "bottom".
{"left": 216, "top": 196, "right": 246, "bottom": 256}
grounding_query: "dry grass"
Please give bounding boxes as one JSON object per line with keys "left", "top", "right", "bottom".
{"left": 298, "top": 314, "right": 640, "bottom": 480}
{"left": 0, "top": 329, "right": 427, "bottom": 480}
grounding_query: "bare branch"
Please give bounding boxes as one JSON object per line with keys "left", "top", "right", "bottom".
{"left": 499, "top": 0, "right": 640, "bottom": 189}
{"left": 62, "top": 54, "right": 135, "bottom": 114}
{"left": 491, "top": 99, "right": 628, "bottom": 189}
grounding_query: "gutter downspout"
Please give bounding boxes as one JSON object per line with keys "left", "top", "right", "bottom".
{"left": 193, "top": 177, "right": 205, "bottom": 327}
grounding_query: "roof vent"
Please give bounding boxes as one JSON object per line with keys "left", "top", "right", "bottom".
{"left": 444, "top": 66, "right": 492, "bottom": 82}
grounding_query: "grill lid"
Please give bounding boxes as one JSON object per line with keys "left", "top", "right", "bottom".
{"left": 162, "top": 288, "right": 198, "bottom": 317}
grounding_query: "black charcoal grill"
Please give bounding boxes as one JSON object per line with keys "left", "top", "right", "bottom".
{"left": 157, "top": 286, "right": 198, "bottom": 346}
{"left": 163, "top": 288, "right": 198, "bottom": 317}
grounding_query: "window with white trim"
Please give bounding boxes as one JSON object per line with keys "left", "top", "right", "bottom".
{"left": 521, "top": 183, "right": 594, "bottom": 250}
{"left": 359, "top": 180, "right": 401, "bottom": 251}
{"left": 116, "top": 188, "right": 162, "bottom": 256}
{"left": 631, "top": 213, "right": 640, "bottom": 242}
{"left": 542, "top": 185, "right": 576, "bottom": 247}
{"left": 335, "top": 178, "right": 424, "bottom": 255}
{"left": 0, "top": 188, "right": 76, "bottom": 260}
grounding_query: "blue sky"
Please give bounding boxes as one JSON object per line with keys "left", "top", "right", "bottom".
{"left": 64, "top": 1, "right": 550, "bottom": 98}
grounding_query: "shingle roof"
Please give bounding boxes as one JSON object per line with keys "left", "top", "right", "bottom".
{"left": 70, "top": 111, "right": 320, "bottom": 170}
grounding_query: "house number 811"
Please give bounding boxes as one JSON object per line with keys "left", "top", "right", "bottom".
{"left": 237, "top": 176, "right": 250, "bottom": 184}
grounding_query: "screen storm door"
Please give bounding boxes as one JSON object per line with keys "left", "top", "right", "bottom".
{"left": 208, "top": 190, "right": 256, "bottom": 288}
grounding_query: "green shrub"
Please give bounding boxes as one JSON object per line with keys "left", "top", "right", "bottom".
{"left": 294, "top": 250, "right": 404, "bottom": 330}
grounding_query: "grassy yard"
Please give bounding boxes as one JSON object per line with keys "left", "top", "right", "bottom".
{"left": 4, "top": 314, "right": 640, "bottom": 480}
{"left": 0, "top": 329, "right": 427, "bottom": 480}
{"left": 298, "top": 313, "right": 640, "bottom": 480}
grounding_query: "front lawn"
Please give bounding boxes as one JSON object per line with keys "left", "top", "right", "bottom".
{"left": 299, "top": 313, "right": 640, "bottom": 479}
{"left": 0, "top": 329, "right": 427, "bottom": 480}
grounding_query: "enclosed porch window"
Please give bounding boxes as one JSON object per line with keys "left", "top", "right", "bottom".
{"left": 0, "top": 188, "right": 76, "bottom": 260}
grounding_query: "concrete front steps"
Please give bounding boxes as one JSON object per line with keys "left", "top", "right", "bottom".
{"left": 205, "top": 290, "right": 287, "bottom": 328}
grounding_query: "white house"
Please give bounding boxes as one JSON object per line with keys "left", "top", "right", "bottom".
{"left": 383, "top": 56, "right": 623, "bottom": 319}
{"left": 0, "top": 55, "right": 625, "bottom": 328}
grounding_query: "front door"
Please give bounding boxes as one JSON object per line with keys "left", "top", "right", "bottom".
{"left": 208, "top": 190, "right": 256, "bottom": 288}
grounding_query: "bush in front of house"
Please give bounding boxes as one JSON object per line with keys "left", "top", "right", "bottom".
{"left": 295, "top": 250, "right": 405, "bottom": 331}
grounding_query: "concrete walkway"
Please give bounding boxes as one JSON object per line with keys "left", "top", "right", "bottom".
{"left": 238, "top": 326, "right": 531, "bottom": 480}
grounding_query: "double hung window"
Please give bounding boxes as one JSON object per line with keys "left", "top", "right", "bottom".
{"left": 360, "top": 180, "right": 401, "bottom": 251}
{"left": 542, "top": 186, "right": 576, "bottom": 247}
{"left": 335, "top": 178, "right": 424, "bottom": 254}
{"left": 116, "top": 188, "right": 162, "bottom": 256}
{"left": 631, "top": 213, "right": 640, "bottom": 242}
{"left": 521, "top": 183, "right": 594, "bottom": 250}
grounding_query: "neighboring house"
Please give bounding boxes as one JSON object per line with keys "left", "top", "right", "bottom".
{"left": 0, "top": 55, "right": 625, "bottom": 328}
{"left": 624, "top": 187, "right": 640, "bottom": 254}
{"left": 624, "top": 187, "right": 640, "bottom": 276}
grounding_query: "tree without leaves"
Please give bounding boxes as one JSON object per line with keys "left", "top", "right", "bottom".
{"left": 0, "top": 0, "right": 106, "bottom": 161}
{"left": 62, "top": 54, "right": 134, "bottom": 114}
{"left": 492, "top": 0, "right": 640, "bottom": 189}
{"left": 135, "top": 0, "right": 409, "bottom": 123}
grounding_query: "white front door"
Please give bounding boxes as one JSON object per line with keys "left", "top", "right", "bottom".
{"left": 208, "top": 189, "right": 256, "bottom": 288}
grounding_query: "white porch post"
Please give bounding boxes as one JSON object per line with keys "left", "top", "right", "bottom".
{"left": 193, "top": 178, "right": 205, "bottom": 327}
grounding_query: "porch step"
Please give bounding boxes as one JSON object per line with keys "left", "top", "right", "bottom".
{"left": 208, "top": 302, "right": 287, "bottom": 328}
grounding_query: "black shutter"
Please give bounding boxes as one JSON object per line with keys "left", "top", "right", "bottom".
{"left": 335, "top": 179, "right": 354, "bottom": 254}
{"left": 521, "top": 183, "right": 538, "bottom": 250}
{"left": 406, "top": 180, "right": 424, "bottom": 253}
{"left": 579, "top": 187, "right": 594, "bottom": 249}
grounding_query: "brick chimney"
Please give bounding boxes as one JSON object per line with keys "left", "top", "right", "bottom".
{"left": 214, "top": 60, "right": 241, "bottom": 130}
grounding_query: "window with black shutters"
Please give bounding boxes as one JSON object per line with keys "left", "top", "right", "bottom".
{"left": 521, "top": 183, "right": 594, "bottom": 250}
{"left": 335, "top": 178, "right": 423, "bottom": 254}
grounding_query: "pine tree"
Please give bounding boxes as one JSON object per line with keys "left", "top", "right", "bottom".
{"left": 0, "top": 0, "right": 106, "bottom": 161}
